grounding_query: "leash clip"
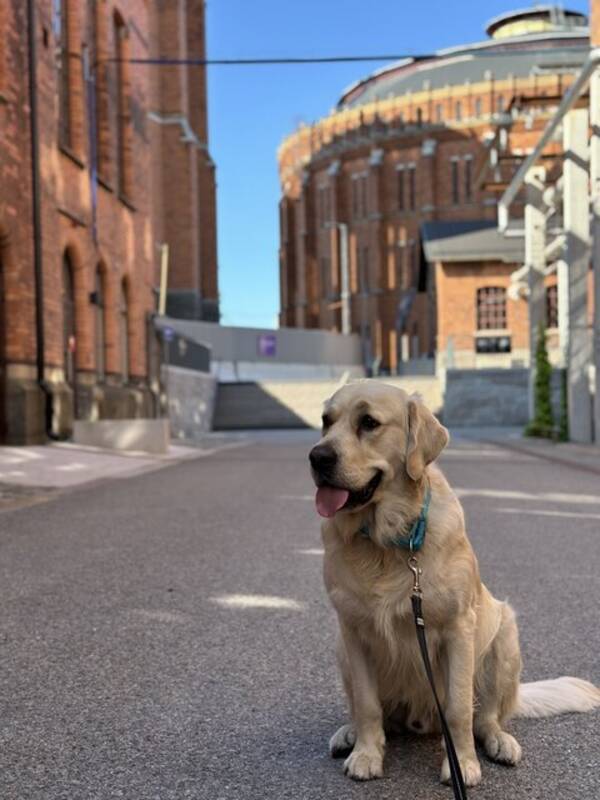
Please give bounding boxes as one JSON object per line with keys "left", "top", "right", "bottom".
{"left": 407, "top": 555, "right": 422, "bottom": 596}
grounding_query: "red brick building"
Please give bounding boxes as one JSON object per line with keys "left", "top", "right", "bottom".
{"left": 0, "top": 0, "right": 218, "bottom": 444}
{"left": 278, "top": 6, "right": 588, "bottom": 374}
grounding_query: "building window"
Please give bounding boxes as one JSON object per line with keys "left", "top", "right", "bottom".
{"left": 94, "top": 1, "right": 110, "bottom": 180}
{"left": 435, "top": 103, "right": 443, "bottom": 123}
{"left": 397, "top": 167, "right": 405, "bottom": 211}
{"left": 279, "top": 201, "right": 288, "bottom": 242}
{"left": 455, "top": 100, "right": 462, "bottom": 121}
{"left": 319, "top": 257, "right": 329, "bottom": 297}
{"left": 411, "top": 239, "right": 420, "bottom": 286}
{"left": 496, "top": 95, "right": 505, "bottom": 114}
{"left": 119, "top": 278, "right": 130, "bottom": 382}
{"left": 357, "top": 244, "right": 369, "bottom": 293}
{"left": 316, "top": 187, "right": 322, "bottom": 227}
{"left": 325, "top": 186, "right": 332, "bottom": 223}
{"left": 62, "top": 252, "right": 76, "bottom": 386}
{"left": 55, "top": 0, "right": 72, "bottom": 148}
{"left": 94, "top": 267, "right": 106, "bottom": 380}
{"left": 360, "top": 175, "right": 368, "bottom": 218}
{"left": 352, "top": 177, "right": 359, "bottom": 218}
{"left": 451, "top": 159, "right": 459, "bottom": 204}
{"left": 475, "top": 97, "right": 482, "bottom": 117}
{"left": 416, "top": 107, "right": 422, "bottom": 127}
{"left": 114, "top": 12, "right": 132, "bottom": 198}
{"left": 477, "top": 287, "right": 507, "bottom": 330}
{"left": 464, "top": 157, "right": 473, "bottom": 201}
{"left": 408, "top": 165, "right": 416, "bottom": 211}
{"left": 316, "top": 185, "right": 332, "bottom": 228}
{"left": 352, "top": 174, "right": 368, "bottom": 219}
{"left": 546, "top": 284, "right": 558, "bottom": 328}
{"left": 395, "top": 243, "right": 406, "bottom": 289}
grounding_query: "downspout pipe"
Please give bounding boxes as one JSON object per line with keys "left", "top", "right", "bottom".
{"left": 27, "top": 0, "right": 53, "bottom": 438}
{"left": 498, "top": 48, "right": 600, "bottom": 232}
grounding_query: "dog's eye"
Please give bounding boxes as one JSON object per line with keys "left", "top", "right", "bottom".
{"left": 359, "top": 414, "right": 380, "bottom": 432}
{"left": 322, "top": 414, "right": 332, "bottom": 431}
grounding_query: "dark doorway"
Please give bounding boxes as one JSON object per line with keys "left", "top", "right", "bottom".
{"left": 62, "top": 252, "right": 76, "bottom": 388}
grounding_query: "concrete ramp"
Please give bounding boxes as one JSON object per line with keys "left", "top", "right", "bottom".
{"left": 214, "top": 377, "right": 442, "bottom": 430}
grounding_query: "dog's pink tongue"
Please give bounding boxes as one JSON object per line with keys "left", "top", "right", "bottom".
{"left": 316, "top": 486, "right": 349, "bottom": 518}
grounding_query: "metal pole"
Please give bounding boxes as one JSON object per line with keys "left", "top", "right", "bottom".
{"left": 590, "top": 67, "right": 600, "bottom": 443}
{"left": 27, "top": 0, "right": 58, "bottom": 439}
{"left": 158, "top": 243, "right": 170, "bottom": 316}
{"left": 338, "top": 223, "right": 351, "bottom": 335}
{"left": 358, "top": 250, "right": 369, "bottom": 371}
{"left": 524, "top": 166, "right": 547, "bottom": 420}
{"left": 498, "top": 49, "right": 600, "bottom": 232}
{"left": 563, "top": 107, "right": 592, "bottom": 442}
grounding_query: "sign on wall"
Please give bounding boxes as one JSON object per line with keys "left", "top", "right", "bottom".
{"left": 257, "top": 333, "right": 277, "bottom": 357}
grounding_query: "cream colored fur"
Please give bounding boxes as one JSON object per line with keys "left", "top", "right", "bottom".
{"left": 314, "top": 380, "right": 600, "bottom": 786}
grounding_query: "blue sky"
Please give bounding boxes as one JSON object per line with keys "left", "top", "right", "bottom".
{"left": 206, "top": 0, "right": 589, "bottom": 329}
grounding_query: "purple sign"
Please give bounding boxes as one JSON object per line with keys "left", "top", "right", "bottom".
{"left": 257, "top": 333, "right": 277, "bottom": 357}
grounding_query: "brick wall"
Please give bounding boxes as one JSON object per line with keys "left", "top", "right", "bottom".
{"left": 277, "top": 45, "right": 585, "bottom": 374}
{"left": 0, "top": 0, "right": 219, "bottom": 443}
{"left": 152, "top": 0, "right": 219, "bottom": 322}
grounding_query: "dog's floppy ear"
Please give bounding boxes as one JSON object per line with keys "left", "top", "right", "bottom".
{"left": 405, "top": 396, "right": 449, "bottom": 481}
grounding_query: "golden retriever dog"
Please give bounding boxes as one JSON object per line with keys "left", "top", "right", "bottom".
{"left": 309, "top": 380, "right": 600, "bottom": 787}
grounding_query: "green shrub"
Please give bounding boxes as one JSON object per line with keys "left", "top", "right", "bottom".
{"left": 524, "top": 324, "right": 555, "bottom": 439}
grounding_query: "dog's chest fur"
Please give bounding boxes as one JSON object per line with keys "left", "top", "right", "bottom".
{"left": 324, "top": 535, "right": 450, "bottom": 722}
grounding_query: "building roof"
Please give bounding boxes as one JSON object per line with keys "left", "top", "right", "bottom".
{"left": 339, "top": 41, "right": 588, "bottom": 108}
{"left": 485, "top": 6, "right": 587, "bottom": 38}
{"left": 338, "top": 6, "right": 589, "bottom": 109}
{"left": 421, "top": 220, "right": 524, "bottom": 264}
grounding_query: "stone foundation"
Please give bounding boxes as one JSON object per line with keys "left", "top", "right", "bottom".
{"left": 1, "top": 364, "right": 159, "bottom": 445}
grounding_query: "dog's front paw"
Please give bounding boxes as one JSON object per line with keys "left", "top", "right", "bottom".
{"left": 440, "top": 754, "right": 481, "bottom": 787}
{"left": 343, "top": 748, "right": 383, "bottom": 781}
{"left": 484, "top": 731, "right": 522, "bottom": 765}
{"left": 329, "top": 723, "right": 356, "bottom": 758}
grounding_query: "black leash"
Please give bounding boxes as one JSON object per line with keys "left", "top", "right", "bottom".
{"left": 408, "top": 556, "right": 468, "bottom": 800}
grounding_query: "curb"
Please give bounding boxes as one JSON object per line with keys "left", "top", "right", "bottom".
{"left": 484, "top": 438, "right": 600, "bottom": 477}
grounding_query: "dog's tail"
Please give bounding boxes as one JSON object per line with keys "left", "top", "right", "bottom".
{"left": 516, "top": 677, "right": 600, "bottom": 719}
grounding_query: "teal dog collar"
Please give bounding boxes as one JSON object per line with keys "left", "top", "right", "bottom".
{"left": 358, "top": 487, "right": 431, "bottom": 551}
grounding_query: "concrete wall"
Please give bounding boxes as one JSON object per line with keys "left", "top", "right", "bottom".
{"left": 214, "top": 376, "right": 442, "bottom": 430}
{"left": 155, "top": 318, "right": 363, "bottom": 382}
{"left": 164, "top": 365, "right": 217, "bottom": 442}
{"left": 73, "top": 419, "right": 170, "bottom": 454}
{"left": 444, "top": 368, "right": 565, "bottom": 427}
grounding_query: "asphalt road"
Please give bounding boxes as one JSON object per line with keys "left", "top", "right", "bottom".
{"left": 0, "top": 430, "right": 598, "bottom": 800}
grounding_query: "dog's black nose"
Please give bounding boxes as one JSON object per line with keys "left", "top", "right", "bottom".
{"left": 309, "top": 444, "right": 338, "bottom": 473}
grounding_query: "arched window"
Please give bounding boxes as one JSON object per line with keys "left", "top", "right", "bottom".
{"left": 451, "top": 159, "right": 460, "bottom": 204}
{"left": 94, "top": 266, "right": 106, "bottom": 380}
{"left": 55, "top": 0, "right": 72, "bottom": 148}
{"left": 62, "top": 252, "right": 76, "bottom": 385}
{"left": 455, "top": 100, "right": 462, "bottom": 122}
{"left": 119, "top": 278, "right": 130, "bottom": 382}
{"left": 113, "top": 11, "right": 132, "bottom": 197}
{"left": 416, "top": 107, "right": 423, "bottom": 127}
{"left": 94, "top": 0, "right": 110, "bottom": 181}
{"left": 477, "top": 287, "right": 507, "bottom": 330}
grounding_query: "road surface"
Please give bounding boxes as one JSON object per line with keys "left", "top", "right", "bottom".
{"left": 0, "top": 430, "right": 598, "bottom": 799}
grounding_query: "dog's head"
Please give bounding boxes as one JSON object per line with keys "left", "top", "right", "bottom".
{"left": 309, "top": 381, "right": 449, "bottom": 518}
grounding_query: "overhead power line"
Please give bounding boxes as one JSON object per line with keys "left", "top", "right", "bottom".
{"left": 74, "top": 47, "right": 593, "bottom": 70}
{"left": 97, "top": 55, "right": 430, "bottom": 67}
